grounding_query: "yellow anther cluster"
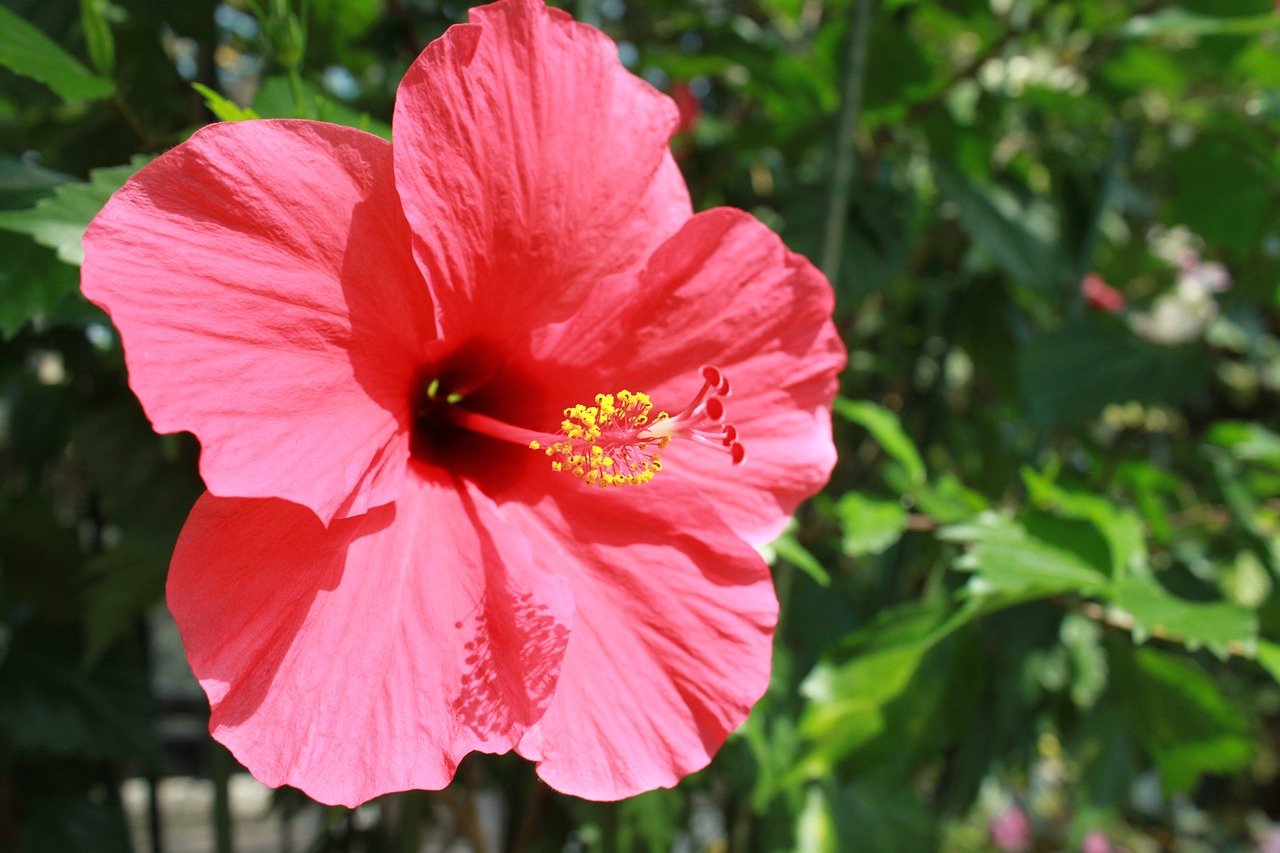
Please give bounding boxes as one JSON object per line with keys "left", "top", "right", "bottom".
{"left": 540, "top": 390, "right": 670, "bottom": 488}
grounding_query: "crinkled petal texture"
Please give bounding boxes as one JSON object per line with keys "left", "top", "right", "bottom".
{"left": 506, "top": 477, "right": 777, "bottom": 800}
{"left": 82, "top": 121, "right": 433, "bottom": 523}
{"left": 531, "top": 207, "right": 846, "bottom": 543}
{"left": 393, "top": 0, "right": 692, "bottom": 341}
{"left": 169, "top": 467, "right": 573, "bottom": 807}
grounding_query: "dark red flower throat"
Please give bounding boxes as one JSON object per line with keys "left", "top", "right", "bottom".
{"left": 412, "top": 342, "right": 745, "bottom": 489}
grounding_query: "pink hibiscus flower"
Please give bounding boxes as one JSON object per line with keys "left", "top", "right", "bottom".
{"left": 81, "top": 0, "right": 843, "bottom": 806}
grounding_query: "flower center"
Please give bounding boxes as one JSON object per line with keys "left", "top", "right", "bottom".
{"left": 437, "top": 365, "right": 744, "bottom": 488}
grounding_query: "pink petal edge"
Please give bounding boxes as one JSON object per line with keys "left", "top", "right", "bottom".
{"left": 81, "top": 120, "right": 434, "bottom": 524}
{"left": 392, "top": 0, "right": 692, "bottom": 342}
{"left": 508, "top": 476, "right": 778, "bottom": 800}
{"left": 531, "top": 207, "right": 846, "bottom": 543}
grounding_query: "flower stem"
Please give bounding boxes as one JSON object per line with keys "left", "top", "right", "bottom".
{"left": 819, "top": 0, "right": 875, "bottom": 284}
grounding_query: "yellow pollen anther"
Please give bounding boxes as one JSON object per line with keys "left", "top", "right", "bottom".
{"left": 515, "top": 367, "right": 743, "bottom": 490}
{"left": 541, "top": 389, "right": 670, "bottom": 488}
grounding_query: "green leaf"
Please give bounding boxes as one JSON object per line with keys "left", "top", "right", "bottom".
{"left": 830, "top": 775, "right": 939, "bottom": 853}
{"left": 941, "top": 512, "right": 1110, "bottom": 598}
{"left": 253, "top": 75, "right": 391, "bottom": 140}
{"left": 833, "top": 398, "right": 926, "bottom": 486}
{"left": 1169, "top": 137, "right": 1275, "bottom": 254}
{"left": 0, "top": 231, "right": 80, "bottom": 338}
{"left": 81, "top": 539, "right": 167, "bottom": 666}
{"left": 1254, "top": 639, "right": 1280, "bottom": 684}
{"left": 0, "top": 158, "right": 146, "bottom": 265}
{"left": 799, "top": 602, "right": 955, "bottom": 773}
{"left": 79, "top": 0, "right": 115, "bottom": 77}
{"left": 1018, "top": 319, "right": 1209, "bottom": 426}
{"left": 193, "top": 82, "right": 260, "bottom": 122}
{"left": 932, "top": 161, "right": 1065, "bottom": 291}
{"left": 69, "top": 402, "right": 202, "bottom": 539}
{"left": 0, "top": 5, "right": 115, "bottom": 102}
{"left": 1121, "top": 8, "right": 1280, "bottom": 39}
{"left": 1116, "top": 646, "right": 1251, "bottom": 794}
{"left": 1207, "top": 420, "right": 1280, "bottom": 472}
{"left": 1022, "top": 468, "right": 1147, "bottom": 578}
{"left": 0, "top": 158, "right": 73, "bottom": 210}
{"left": 768, "top": 525, "right": 831, "bottom": 587}
{"left": 0, "top": 621, "right": 156, "bottom": 762}
{"left": 912, "top": 473, "right": 989, "bottom": 525}
{"left": 1107, "top": 575, "right": 1256, "bottom": 656}
{"left": 835, "top": 492, "right": 908, "bottom": 557}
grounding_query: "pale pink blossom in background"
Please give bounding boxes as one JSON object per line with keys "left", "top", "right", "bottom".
{"left": 990, "top": 806, "right": 1032, "bottom": 852}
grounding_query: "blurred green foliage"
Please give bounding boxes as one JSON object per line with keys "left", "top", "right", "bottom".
{"left": 2, "top": 0, "right": 1280, "bottom": 850}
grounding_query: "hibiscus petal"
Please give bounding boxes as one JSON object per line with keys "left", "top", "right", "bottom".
{"left": 168, "top": 467, "right": 573, "bottom": 807}
{"left": 392, "top": 0, "right": 692, "bottom": 341}
{"left": 508, "top": 478, "right": 776, "bottom": 800}
{"left": 82, "top": 120, "right": 433, "bottom": 524}
{"left": 532, "top": 207, "right": 846, "bottom": 542}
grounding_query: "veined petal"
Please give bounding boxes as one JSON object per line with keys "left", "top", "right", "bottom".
{"left": 168, "top": 467, "right": 573, "bottom": 807}
{"left": 532, "top": 208, "right": 846, "bottom": 542}
{"left": 392, "top": 0, "right": 692, "bottom": 341}
{"left": 509, "top": 478, "right": 776, "bottom": 800}
{"left": 82, "top": 120, "right": 433, "bottom": 524}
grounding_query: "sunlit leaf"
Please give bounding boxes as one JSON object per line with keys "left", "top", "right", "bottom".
{"left": 768, "top": 524, "right": 832, "bottom": 587}
{"left": 835, "top": 492, "right": 908, "bottom": 557}
{"left": 1107, "top": 575, "right": 1256, "bottom": 657}
{"left": 0, "top": 159, "right": 146, "bottom": 265}
{"left": 834, "top": 398, "right": 926, "bottom": 486}
{"left": 193, "top": 82, "right": 260, "bottom": 122}
{"left": 1022, "top": 468, "right": 1147, "bottom": 578}
{"left": 941, "top": 512, "right": 1110, "bottom": 597}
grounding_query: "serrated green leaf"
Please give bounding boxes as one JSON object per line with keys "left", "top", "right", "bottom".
{"left": 833, "top": 398, "right": 926, "bottom": 486}
{"left": 1022, "top": 468, "right": 1147, "bottom": 578}
{"left": 1117, "top": 646, "right": 1251, "bottom": 794}
{"left": 1107, "top": 575, "right": 1256, "bottom": 656}
{"left": 193, "top": 82, "right": 260, "bottom": 122}
{"left": 941, "top": 512, "right": 1110, "bottom": 597}
{"left": 835, "top": 492, "right": 908, "bottom": 557}
{"left": 0, "top": 5, "right": 115, "bottom": 102}
{"left": 0, "top": 158, "right": 146, "bottom": 265}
